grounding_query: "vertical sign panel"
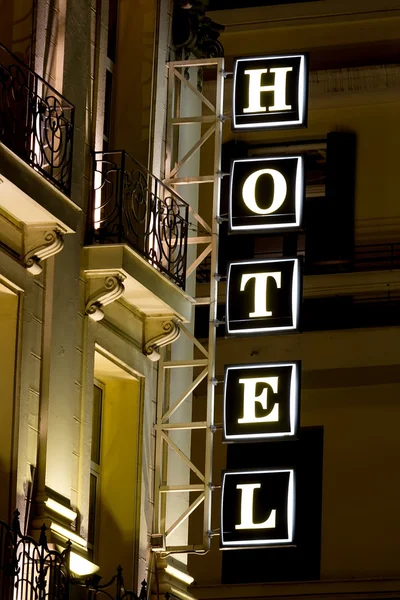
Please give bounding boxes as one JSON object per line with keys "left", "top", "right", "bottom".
{"left": 232, "top": 54, "right": 308, "bottom": 131}
{"left": 226, "top": 258, "right": 301, "bottom": 335}
{"left": 224, "top": 362, "right": 300, "bottom": 442}
{"left": 229, "top": 156, "right": 304, "bottom": 232}
{"left": 221, "top": 469, "right": 295, "bottom": 548}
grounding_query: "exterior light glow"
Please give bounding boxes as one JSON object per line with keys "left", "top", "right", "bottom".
{"left": 170, "top": 587, "right": 197, "bottom": 600}
{"left": 165, "top": 565, "right": 194, "bottom": 585}
{"left": 50, "top": 523, "right": 87, "bottom": 548}
{"left": 45, "top": 499, "right": 77, "bottom": 522}
{"left": 69, "top": 552, "right": 99, "bottom": 577}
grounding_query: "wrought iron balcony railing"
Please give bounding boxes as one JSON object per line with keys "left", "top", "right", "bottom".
{"left": 0, "top": 510, "right": 70, "bottom": 600}
{"left": 89, "top": 151, "right": 189, "bottom": 289}
{"left": 0, "top": 510, "right": 147, "bottom": 600}
{"left": 0, "top": 44, "right": 74, "bottom": 196}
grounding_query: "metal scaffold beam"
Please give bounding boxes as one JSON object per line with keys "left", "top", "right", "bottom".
{"left": 153, "top": 57, "right": 224, "bottom": 553}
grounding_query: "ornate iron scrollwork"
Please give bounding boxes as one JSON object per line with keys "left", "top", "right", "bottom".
{"left": 0, "top": 510, "right": 148, "bottom": 600}
{"left": 83, "top": 568, "right": 147, "bottom": 600}
{"left": 0, "top": 510, "right": 70, "bottom": 600}
{"left": 90, "top": 151, "right": 189, "bottom": 290}
{"left": 0, "top": 43, "right": 74, "bottom": 196}
{"left": 172, "top": 0, "right": 225, "bottom": 59}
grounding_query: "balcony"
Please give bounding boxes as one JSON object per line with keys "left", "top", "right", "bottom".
{"left": 84, "top": 151, "right": 192, "bottom": 330}
{"left": 0, "top": 510, "right": 148, "bottom": 600}
{"left": 0, "top": 44, "right": 74, "bottom": 196}
{"left": 0, "top": 44, "right": 80, "bottom": 272}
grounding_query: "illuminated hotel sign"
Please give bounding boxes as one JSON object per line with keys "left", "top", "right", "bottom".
{"left": 232, "top": 54, "right": 308, "bottom": 130}
{"left": 229, "top": 156, "right": 304, "bottom": 232}
{"left": 226, "top": 258, "right": 301, "bottom": 335}
{"left": 221, "top": 469, "right": 295, "bottom": 548}
{"left": 219, "top": 49, "right": 308, "bottom": 553}
{"left": 223, "top": 362, "right": 300, "bottom": 442}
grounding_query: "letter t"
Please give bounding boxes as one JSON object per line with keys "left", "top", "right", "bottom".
{"left": 240, "top": 272, "right": 282, "bottom": 317}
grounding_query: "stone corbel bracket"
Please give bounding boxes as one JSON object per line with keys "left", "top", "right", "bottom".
{"left": 24, "top": 229, "right": 64, "bottom": 275}
{"left": 144, "top": 318, "right": 181, "bottom": 362}
{"left": 85, "top": 274, "right": 126, "bottom": 321}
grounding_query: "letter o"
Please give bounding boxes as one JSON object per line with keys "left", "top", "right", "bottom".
{"left": 242, "top": 168, "right": 287, "bottom": 215}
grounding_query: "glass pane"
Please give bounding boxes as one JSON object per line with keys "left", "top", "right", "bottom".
{"left": 107, "top": 0, "right": 118, "bottom": 62}
{"left": 91, "top": 384, "right": 103, "bottom": 465}
{"left": 103, "top": 69, "right": 113, "bottom": 142}
{"left": 88, "top": 473, "right": 98, "bottom": 547}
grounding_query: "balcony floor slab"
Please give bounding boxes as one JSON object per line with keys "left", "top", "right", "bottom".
{"left": 0, "top": 142, "right": 80, "bottom": 233}
{"left": 83, "top": 244, "right": 194, "bottom": 322}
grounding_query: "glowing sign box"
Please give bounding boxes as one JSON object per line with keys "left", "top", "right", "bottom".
{"left": 229, "top": 156, "right": 304, "bottom": 232}
{"left": 221, "top": 469, "right": 295, "bottom": 549}
{"left": 226, "top": 258, "right": 301, "bottom": 335}
{"left": 223, "top": 362, "right": 300, "bottom": 442}
{"left": 232, "top": 54, "right": 308, "bottom": 130}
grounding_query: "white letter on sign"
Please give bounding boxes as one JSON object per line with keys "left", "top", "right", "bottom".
{"left": 240, "top": 272, "right": 282, "bottom": 317}
{"left": 238, "top": 376, "right": 279, "bottom": 424}
{"left": 235, "top": 483, "right": 276, "bottom": 530}
{"left": 243, "top": 67, "right": 293, "bottom": 114}
{"left": 242, "top": 168, "right": 287, "bottom": 215}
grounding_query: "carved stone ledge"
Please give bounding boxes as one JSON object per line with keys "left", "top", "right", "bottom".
{"left": 144, "top": 318, "right": 181, "bottom": 362}
{"left": 23, "top": 229, "right": 64, "bottom": 275}
{"left": 85, "top": 274, "right": 126, "bottom": 321}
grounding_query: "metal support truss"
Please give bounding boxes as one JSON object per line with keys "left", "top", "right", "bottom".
{"left": 154, "top": 57, "right": 224, "bottom": 553}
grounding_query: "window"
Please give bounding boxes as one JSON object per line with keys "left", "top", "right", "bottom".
{"left": 88, "top": 382, "right": 103, "bottom": 558}
{"left": 90, "top": 351, "right": 141, "bottom": 585}
{"left": 102, "top": 0, "right": 118, "bottom": 150}
{"left": 0, "top": 283, "right": 19, "bottom": 522}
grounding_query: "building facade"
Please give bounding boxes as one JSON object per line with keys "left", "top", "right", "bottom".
{"left": 0, "top": 0, "right": 201, "bottom": 595}
{"left": 1, "top": 1, "right": 400, "bottom": 600}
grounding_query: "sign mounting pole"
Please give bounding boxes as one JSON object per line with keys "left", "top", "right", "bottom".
{"left": 153, "top": 57, "right": 224, "bottom": 553}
